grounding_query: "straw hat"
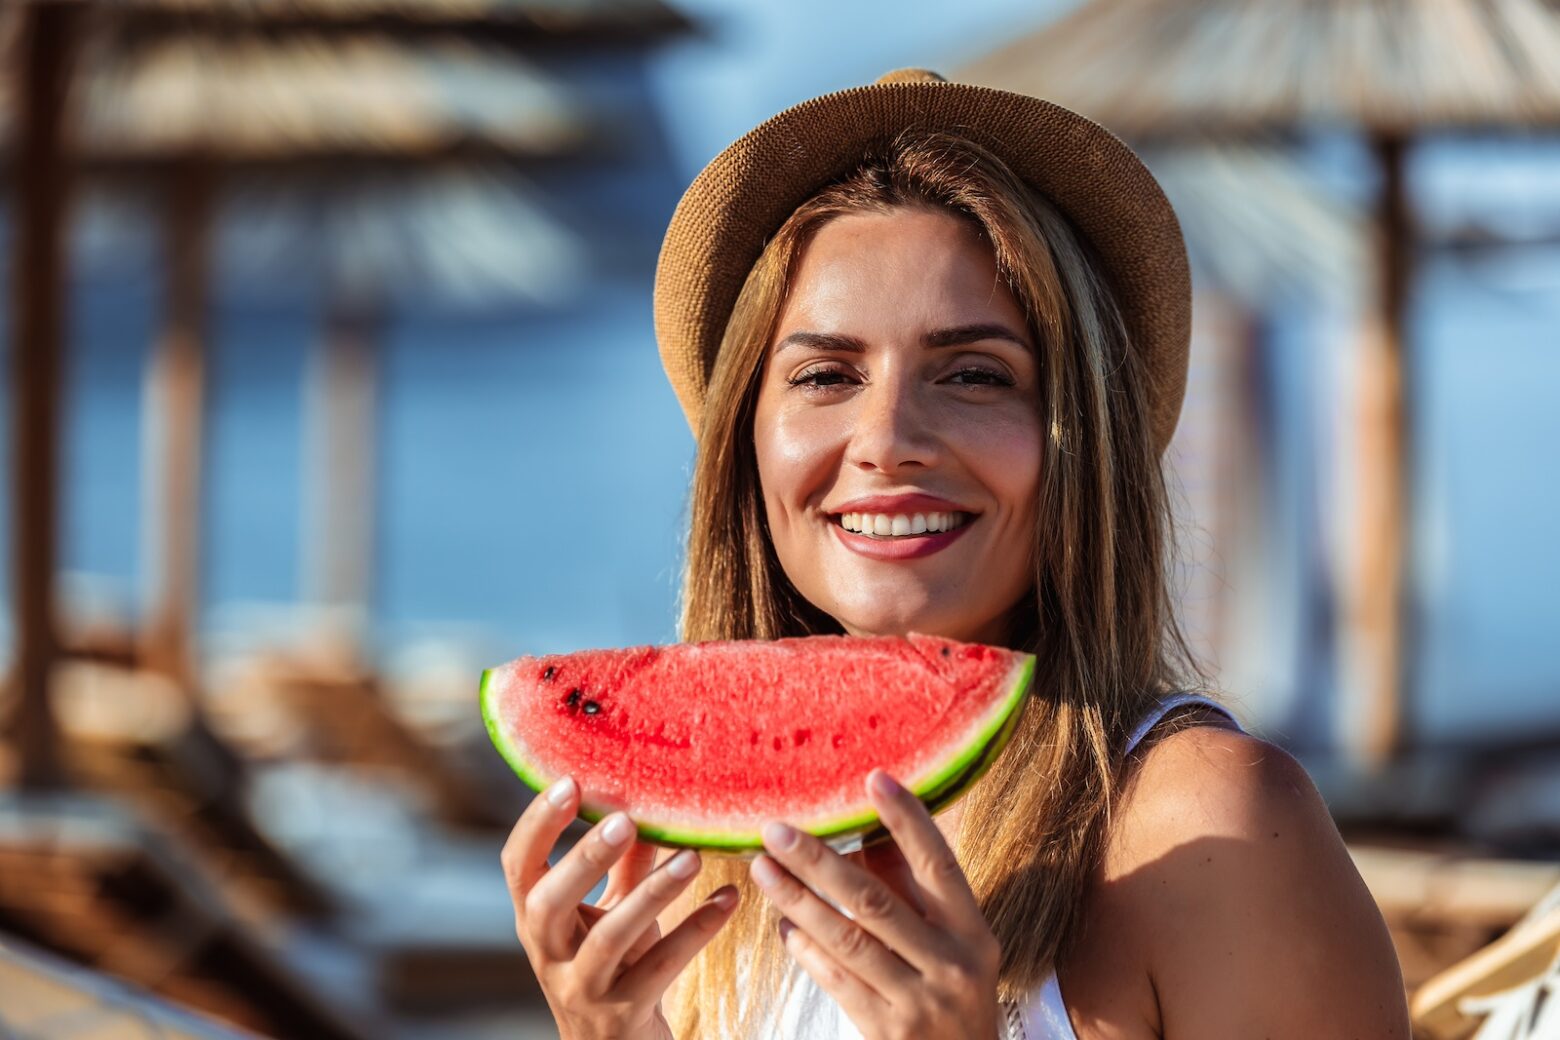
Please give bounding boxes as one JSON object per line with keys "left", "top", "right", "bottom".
{"left": 653, "top": 68, "right": 1191, "bottom": 455}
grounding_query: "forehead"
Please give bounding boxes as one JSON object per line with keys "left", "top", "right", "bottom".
{"left": 777, "top": 207, "right": 1025, "bottom": 332}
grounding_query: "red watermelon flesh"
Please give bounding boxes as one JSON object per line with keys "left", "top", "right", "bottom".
{"left": 480, "top": 633, "right": 1034, "bottom": 851}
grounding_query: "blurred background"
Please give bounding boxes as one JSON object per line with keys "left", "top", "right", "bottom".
{"left": 1, "top": 0, "right": 1558, "bottom": 1037}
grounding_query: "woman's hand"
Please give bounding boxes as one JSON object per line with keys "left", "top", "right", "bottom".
{"left": 501, "top": 776, "right": 740, "bottom": 1040}
{"left": 750, "top": 768, "right": 1001, "bottom": 1040}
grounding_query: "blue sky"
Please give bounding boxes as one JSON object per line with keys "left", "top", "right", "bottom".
{"left": 644, "top": 0, "right": 1077, "bottom": 177}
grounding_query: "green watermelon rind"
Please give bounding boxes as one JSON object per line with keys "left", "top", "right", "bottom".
{"left": 480, "top": 651, "right": 1035, "bottom": 853}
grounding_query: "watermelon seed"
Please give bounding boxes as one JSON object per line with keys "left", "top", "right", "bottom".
{"left": 941, "top": 646, "right": 951, "bottom": 657}
{"left": 868, "top": 715, "right": 880, "bottom": 729}
{"left": 793, "top": 728, "right": 811, "bottom": 747}
{"left": 749, "top": 731, "right": 760, "bottom": 746}
{"left": 543, "top": 666, "right": 557, "bottom": 680}
{"left": 583, "top": 700, "right": 602, "bottom": 715}
{"left": 566, "top": 689, "right": 581, "bottom": 708}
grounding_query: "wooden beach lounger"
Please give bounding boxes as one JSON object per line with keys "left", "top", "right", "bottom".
{"left": 53, "top": 661, "right": 337, "bottom": 920}
{"left": 1411, "top": 882, "right": 1560, "bottom": 1040}
{"left": 234, "top": 652, "right": 521, "bottom": 832}
{"left": 0, "top": 791, "right": 379, "bottom": 1039}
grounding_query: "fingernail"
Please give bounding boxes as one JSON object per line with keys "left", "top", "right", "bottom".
{"left": 751, "top": 855, "right": 782, "bottom": 890}
{"left": 545, "top": 776, "right": 576, "bottom": 808}
{"left": 762, "top": 821, "right": 798, "bottom": 851}
{"left": 709, "top": 885, "right": 738, "bottom": 910}
{"left": 601, "top": 813, "right": 633, "bottom": 846}
{"left": 666, "top": 849, "right": 699, "bottom": 879}
{"left": 778, "top": 917, "right": 795, "bottom": 941}
{"left": 870, "top": 770, "right": 902, "bottom": 798}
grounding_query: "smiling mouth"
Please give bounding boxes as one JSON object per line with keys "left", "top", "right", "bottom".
{"left": 832, "top": 511, "right": 974, "bottom": 539}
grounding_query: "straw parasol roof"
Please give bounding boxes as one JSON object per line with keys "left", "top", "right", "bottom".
{"left": 96, "top": 0, "right": 691, "bottom": 38}
{"left": 1149, "top": 145, "right": 1364, "bottom": 303}
{"left": 962, "top": 0, "right": 1560, "bottom": 136}
{"left": 64, "top": 165, "right": 590, "bottom": 303}
{"left": 0, "top": 0, "right": 692, "bottom": 170}
{"left": 0, "top": 26, "right": 598, "bottom": 169}
{"left": 226, "top": 168, "right": 590, "bottom": 301}
{"left": 74, "top": 36, "right": 589, "bottom": 163}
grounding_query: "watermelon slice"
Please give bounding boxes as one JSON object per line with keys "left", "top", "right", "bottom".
{"left": 480, "top": 634, "right": 1034, "bottom": 852}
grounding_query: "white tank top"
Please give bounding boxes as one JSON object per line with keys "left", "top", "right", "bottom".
{"left": 769, "top": 691, "right": 1244, "bottom": 1040}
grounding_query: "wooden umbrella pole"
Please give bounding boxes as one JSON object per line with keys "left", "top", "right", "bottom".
{"left": 1346, "top": 132, "right": 1412, "bottom": 769}
{"left": 303, "top": 289, "right": 382, "bottom": 668}
{"left": 7, "top": 1, "right": 81, "bottom": 791}
{"left": 140, "top": 159, "right": 215, "bottom": 691}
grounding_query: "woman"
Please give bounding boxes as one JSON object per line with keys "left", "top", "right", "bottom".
{"left": 502, "top": 70, "right": 1411, "bottom": 1039}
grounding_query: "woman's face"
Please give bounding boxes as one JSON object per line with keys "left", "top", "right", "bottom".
{"left": 753, "top": 205, "right": 1043, "bottom": 645}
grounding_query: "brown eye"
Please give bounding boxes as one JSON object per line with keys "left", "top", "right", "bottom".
{"left": 787, "top": 364, "right": 857, "bottom": 390}
{"left": 947, "top": 365, "right": 1013, "bottom": 387}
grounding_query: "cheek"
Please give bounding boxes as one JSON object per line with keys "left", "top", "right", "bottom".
{"left": 753, "top": 397, "right": 850, "bottom": 522}
{"left": 957, "top": 407, "right": 1043, "bottom": 518}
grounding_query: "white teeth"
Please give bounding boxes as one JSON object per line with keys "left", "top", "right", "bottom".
{"left": 837, "top": 510, "right": 969, "bottom": 537}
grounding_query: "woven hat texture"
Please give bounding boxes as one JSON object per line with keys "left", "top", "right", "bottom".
{"left": 653, "top": 68, "right": 1191, "bottom": 455}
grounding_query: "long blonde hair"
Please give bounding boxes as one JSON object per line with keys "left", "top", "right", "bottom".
{"left": 667, "top": 128, "right": 1210, "bottom": 1036}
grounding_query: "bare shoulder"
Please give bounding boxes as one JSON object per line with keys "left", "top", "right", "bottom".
{"left": 1101, "top": 720, "right": 1411, "bottom": 1039}
{"left": 1113, "top": 717, "right": 1319, "bottom": 848}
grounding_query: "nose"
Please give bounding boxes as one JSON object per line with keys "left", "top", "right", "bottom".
{"left": 845, "top": 371, "right": 940, "bottom": 473}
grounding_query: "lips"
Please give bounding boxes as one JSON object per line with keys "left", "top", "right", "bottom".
{"left": 823, "top": 496, "right": 976, "bottom": 561}
{"left": 827, "top": 493, "right": 973, "bottom": 517}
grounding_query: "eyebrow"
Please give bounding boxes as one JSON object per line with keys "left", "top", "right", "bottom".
{"left": 773, "top": 322, "right": 1031, "bottom": 355}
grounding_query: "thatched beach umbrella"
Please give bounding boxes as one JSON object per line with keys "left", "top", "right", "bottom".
{"left": 2, "top": 0, "right": 685, "bottom": 794}
{"left": 2, "top": 0, "right": 685, "bottom": 1027}
{"left": 960, "top": 0, "right": 1560, "bottom": 769}
{"left": 57, "top": 11, "right": 598, "bottom": 692}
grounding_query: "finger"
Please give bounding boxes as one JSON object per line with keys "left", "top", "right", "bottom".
{"left": 526, "top": 811, "right": 638, "bottom": 958}
{"left": 859, "top": 839, "right": 929, "bottom": 917}
{"left": 750, "top": 847, "right": 919, "bottom": 990}
{"left": 777, "top": 916, "right": 890, "bottom": 1023}
{"left": 576, "top": 848, "right": 703, "bottom": 992}
{"left": 599, "top": 839, "right": 659, "bottom": 910}
{"left": 501, "top": 776, "right": 579, "bottom": 903}
{"left": 614, "top": 884, "right": 741, "bottom": 1005}
{"left": 761, "top": 821, "right": 940, "bottom": 967}
{"left": 868, "top": 770, "right": 985, "bottom": 922}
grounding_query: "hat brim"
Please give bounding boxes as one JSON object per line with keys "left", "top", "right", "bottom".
{"left": 653, "top": 78, "right": 1190, "bottom": 455}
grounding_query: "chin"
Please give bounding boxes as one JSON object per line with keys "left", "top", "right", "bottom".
{"left": 832, "top": 600, "right": 992, "bottom": 644}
